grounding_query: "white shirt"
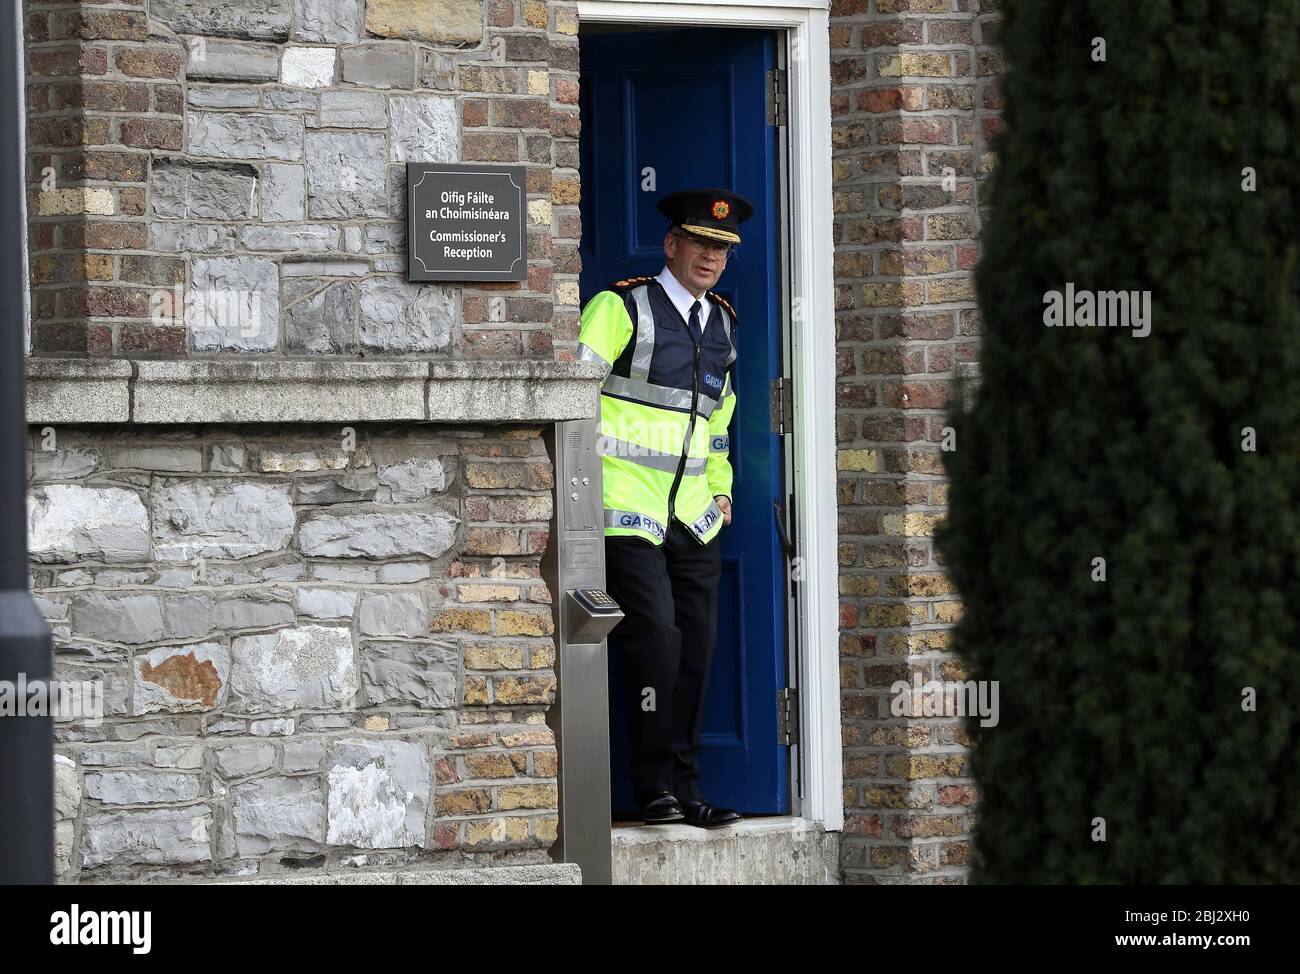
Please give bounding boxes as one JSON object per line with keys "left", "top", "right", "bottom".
{"left": 656, "top": 266, "right": 712, "bottom": 337}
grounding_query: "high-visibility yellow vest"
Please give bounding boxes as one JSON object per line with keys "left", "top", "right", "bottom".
{"left": 577, "top": 276, "right": 738, "bottom": 547}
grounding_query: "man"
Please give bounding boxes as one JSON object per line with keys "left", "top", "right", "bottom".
{"left": 577, "top": 188, "right": 753, "bottom": 828}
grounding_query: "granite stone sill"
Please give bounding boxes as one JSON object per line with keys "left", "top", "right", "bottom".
{"left": 26, "top": 358, "right": 604, "bottom": 425}
{"left": 213, "top": 863, "right": 583, "bottom": 886}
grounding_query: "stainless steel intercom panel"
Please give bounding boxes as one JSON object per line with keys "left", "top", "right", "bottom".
{"left": 542, "top": 418, "right": 623, "bottom": 885}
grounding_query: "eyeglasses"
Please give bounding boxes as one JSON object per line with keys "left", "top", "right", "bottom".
{"left": 671, "top": 231, "right": 737, "bottom": 258}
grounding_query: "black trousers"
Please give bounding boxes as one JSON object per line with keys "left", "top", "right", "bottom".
{"left": 605, "top": 519, "right": 723, "bottom": 806}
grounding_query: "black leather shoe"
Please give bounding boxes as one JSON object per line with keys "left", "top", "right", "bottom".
{"left": 680, "top": 799, "right": 742, "bottom": 829}
{"left": 639, "top": 792, "right": 685, "bottom": 824}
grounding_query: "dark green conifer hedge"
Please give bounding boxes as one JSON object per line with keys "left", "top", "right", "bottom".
{"left": 938, "top": 0, "right": 1300, "bottom": 882}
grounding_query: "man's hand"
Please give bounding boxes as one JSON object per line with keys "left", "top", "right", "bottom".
{"left": 715, "top": 495, "right": 732, "bottom": 525}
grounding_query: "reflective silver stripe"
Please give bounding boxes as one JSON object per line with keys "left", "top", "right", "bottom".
{"left": 686, "top": 499, "right": 722, "bottom": 542}
{"left": 598, "top": 435, "right": 706, "bottom": 475}
{"left": 601, "top": 376, "right": 718, "bottom": 419}
{"left": 602, "top": 374, "right": 695, "bottom": 412}
{"left": 577, "top": 342, "right": 612, "bottom": 378}
{"left": 629, "top": 285, "right": 656, "bottom": 381}
{"left": 709, "top": 434, "right": 729, "bottom": 454}
{"left": 718, "top": 304, "right": 737, "bottom": 367}
{"left": 604, "top": 508, "right": 666, "bottom": 542}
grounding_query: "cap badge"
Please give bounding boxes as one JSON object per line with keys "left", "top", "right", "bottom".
{"left": 711, "top": 199, "right": 731, "bottom": 220}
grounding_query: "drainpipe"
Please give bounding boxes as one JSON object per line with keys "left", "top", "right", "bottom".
{"left": 0, "top": 0, "right": 54, "bottom": 884}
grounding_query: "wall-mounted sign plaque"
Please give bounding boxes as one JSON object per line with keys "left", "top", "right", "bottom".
{"left": 407, "top": 163, "right": 527, "bottom": 282}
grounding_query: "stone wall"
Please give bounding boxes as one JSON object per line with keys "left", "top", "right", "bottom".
{"left": 830, "top": 0, "right": 1001, "bottom": 884}
{"left": 24, "top": 0, "right": 582, "bottom": 359}
{"left": 21, "top": 0, "right": 588, "bottom": 884}
{"left": 30, "top": 423, "right": 560, "bottom": 881}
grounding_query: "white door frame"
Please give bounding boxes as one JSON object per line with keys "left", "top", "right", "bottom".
{"left": 575, "top": 0, "right": 842, "bottom": 831}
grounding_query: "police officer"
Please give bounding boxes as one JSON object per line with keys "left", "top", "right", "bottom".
{"left": 577, "top": 188, "right": 753, "bottom": 827}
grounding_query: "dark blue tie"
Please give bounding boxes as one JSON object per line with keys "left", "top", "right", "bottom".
{"left": 688, "top": 300, "right": 702, "bottom": 345}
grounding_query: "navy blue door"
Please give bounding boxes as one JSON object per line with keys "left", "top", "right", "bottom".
{"left": 578, "top": 27, "right": 789, "bottom": 814}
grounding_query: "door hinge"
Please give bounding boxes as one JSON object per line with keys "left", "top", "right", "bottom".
{"left": 770, "top": 376, "right": 793, "bottom": 434}
{"left": 777, "top": 687, "right": 799, "bottom": 746}
{"left": 765, "top": 68, "right": 788, "bottom": 127}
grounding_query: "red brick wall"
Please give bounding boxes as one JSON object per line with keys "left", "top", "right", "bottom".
{"left": 831, "top": 0, "right": 1002, "bottom": 884}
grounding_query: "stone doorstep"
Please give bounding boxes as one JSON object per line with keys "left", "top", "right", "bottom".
{"left": 26, "top": 358, "right": 605, "bottom": 425}
{"left": 611, "top": 816, "right": 841, "bottom": 885}
{"left": 611, "top": 814, "right": 830, "bottom": 846}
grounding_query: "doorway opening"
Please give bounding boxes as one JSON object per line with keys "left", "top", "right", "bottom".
{"left": 572, "top": 0, "right": 841, "bottom": 842}
{"left": 578, "top": 22, "right": 795, "bottom": 820}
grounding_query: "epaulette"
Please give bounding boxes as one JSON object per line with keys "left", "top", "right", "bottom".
{"left": 608, "top": 275, "right": 655, "bottom": 292}
{"left": 708, "top": 291, "right": 738, "bottom": 322}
